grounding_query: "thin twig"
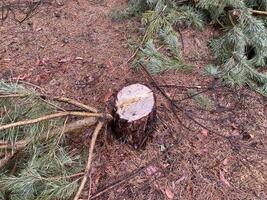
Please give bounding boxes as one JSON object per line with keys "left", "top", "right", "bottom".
{"left": 141, "top": 62, "right": 267, "bottom": 155}
{"left": 0, "top": 111, "right": 109, "bottom": 132}
{"left": 157, "top": 84, "right": 204, "bottom": 89}
{"left": 74, "top": 121, "right": 104, "bottom": 200}
{"left": 89, "top": 165, "right": 146, "bottom": 199}
{"left": 13, "top": 79, "right": 46, "bottom": 93}
{"left": 139, "top": 63, "right": 192, "bottom": 131}
{"left": 87, "top": 171, "right": 92, "bottom": 200}
{"left": 0, "top": 94, "right": 26, "bottom": 98}
{"left": 52, "top": 97, "right": 98, "bottom": 113}
{"left": 79, "top": 133, "right": 184, "bottom": 200}
{"left": 56, "top": 117, "right": 68, "bottom": 146}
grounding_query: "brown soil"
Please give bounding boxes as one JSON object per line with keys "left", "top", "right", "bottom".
{"left": 1, "top": 0, "right": 266, "bottom": 200}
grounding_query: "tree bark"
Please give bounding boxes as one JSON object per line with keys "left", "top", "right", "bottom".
{"left": 112, "top": 84, "right": 156, "bottom": 149}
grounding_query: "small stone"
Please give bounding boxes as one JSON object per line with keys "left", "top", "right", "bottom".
{"left": 49, "top": 79, "right": 58, "bottom": 86}
{"left": 54, "top": 12, "right": 61, "bottom": 18}
{"left": 62, "top": 38, "right": 69, "bottom": 44}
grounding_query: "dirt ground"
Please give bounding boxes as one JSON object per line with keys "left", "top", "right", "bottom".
{"left": 0, "top": 0, "right": 266, "bottom": 200}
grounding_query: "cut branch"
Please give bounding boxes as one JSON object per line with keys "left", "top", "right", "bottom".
{"left": 0, "top": 112, "right": 110, "bottom": 132}
{"left": 74, "top": 121, "right": 104, "bottom": 200}
{"left": 0, "top": 94, "right": 26, "bottom": 98}
{"left": 251, "top": 9, "right": 267, "bottom": 16}
{"left": 52, "top": 97, "right": 98, "bottom": 113}
{"left": 0, "top": 117, "right": 99, "bottom": 150}
{"left": 0, "top": 92, "right": 98, "bottom": 113}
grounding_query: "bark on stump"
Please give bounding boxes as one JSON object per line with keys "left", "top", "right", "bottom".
{"left": 112, "top": 83, "right": 156, "bottom": 149}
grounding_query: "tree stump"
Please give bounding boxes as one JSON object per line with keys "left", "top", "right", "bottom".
{"left": 112, "top": 83, "right": 156, "bottom": 149}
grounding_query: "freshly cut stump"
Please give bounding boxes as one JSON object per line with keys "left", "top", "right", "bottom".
{"left": 113, "top": 83, "right": 156, "bottom": 149}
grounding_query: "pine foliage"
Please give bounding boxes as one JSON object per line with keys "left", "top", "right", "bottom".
{"left": 120, "top": 0, "right": 267, "bottom": 96}
{"left": 0, "top": 81, "right": 85, "bottom": 200}
{"left": 199, "top": 0, "right": 267, "bottom": 96}
{"left": 120, "top": 0, "right": 204, "bottom": 73}
{"left": 136, "top": 39, "right": 193, "bottom": 74}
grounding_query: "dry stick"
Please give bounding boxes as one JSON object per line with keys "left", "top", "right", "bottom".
{"left": 74, "top": 121, "right": 104, "bottom": 200}
{"left": 0, "top": 117, "right": 99, "bottom": 150}
{"left": 88, "top": 166, "right": 146, "bottom": 200}
{"left": 78, "top": 134, "right": 184, "bottom": 200}
{"left": 0, "top": 94, "right": 26, "bottom": 98}
{"left": 15, "top": 80, "right": 46, "bottom": 92}
{"left": 52, "top": 97, "right": 98, "bottom": 113}
{"left": 251, "top": 9, "right": 267, "bottom": 16}
{"left": 76, "top": 164, "right": 147, "bottom": 200}
{"left": 40, "top": 97, "right": 66, "bottom": 112}
{"left": 139, "top": 63, "right": 191, "bottom": 131}
{"left": 56, "top": 117, "right": 68, "bottom": 146}
{"left": 0, "top": 92, "right": 97, "bottom": 113}
{"left": 87, "top": 172, "right": 92, "bottom": 200}
{"left": 0, "top": 111, "right": 108, "bottom": 132}
{"left": 142, "top": 63, "right": 267, "bottom": 155}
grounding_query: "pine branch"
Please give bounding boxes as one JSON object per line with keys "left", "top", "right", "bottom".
{"left": 0, "top": 112, "right": 110, "bottom": 132}
{"left": 0, "top": 81, "right": 108, "bottom": 200}
{"left": 0, "top": 94, "right": 26, "bottom": 98}
{"left": 250, "top": 9, "right": 267, "bottom": 16}
{"left": 51, "top": 97, "right": 98, "bottom": 113}
{"left": 0, "top": 117, "right": 99, "bottom": 151}
{"left": 73, "top": 121, "right": 104, "bottom": 200}
{"left": 0, "top": 93, "right": 98, "bottom": 113}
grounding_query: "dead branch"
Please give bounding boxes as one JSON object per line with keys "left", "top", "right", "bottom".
{"left": 0, "top": 117, "right": 101, "bottom": 170}
{"left": 0, "top": 111, "right": 110, "bottom": 132}
{"left": 0, "top": 117, "right": 99, "bottom": 150}
{"left": 78, "top": 132, "right": 184, "bottom": 200}
{"left": 74, "top": 121, "right": 104, "bottom": 200}
{"left": 52, "top": 97, "right": 98, "bottom": 113}
{"left": 0, "top": 92, "right": 97, "bottom": 112}
{"left": 251, "top": 9, "right": 267, "bottom": 16}
{"left": 0, "top": 94, "right": 26, "bottom": 98}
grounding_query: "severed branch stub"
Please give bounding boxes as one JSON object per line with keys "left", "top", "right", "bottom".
{"left": 112, "top": 83, "right": 156, "bottom": 149}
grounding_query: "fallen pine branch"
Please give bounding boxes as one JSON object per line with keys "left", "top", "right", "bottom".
{"left": 52, "top": 97, "right": 98, "bottom": 113}
{"left": 251, "top": 9, "right": 267, "bottom": 16}
{"left": 0, "top": 111, "right": 111, "bottom": 132}
{"left": 0, "top": 117, "right": 99, "bottom": 150}
{"left": 0, "top": 81, "right": 110, "bottom": 199}
{"left": 0, "top": 92, "right": 98, "bottom": 113}
{"left": 74, "top": 121, "right": 104, "bottom": 200}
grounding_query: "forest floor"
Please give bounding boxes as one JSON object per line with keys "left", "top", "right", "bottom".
{"left": 0, "top": 0, "right": 266, "bottom": 199}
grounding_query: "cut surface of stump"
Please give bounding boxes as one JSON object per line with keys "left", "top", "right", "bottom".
{"left": 113, "top": 83, "right": 156, "bottom": 149}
